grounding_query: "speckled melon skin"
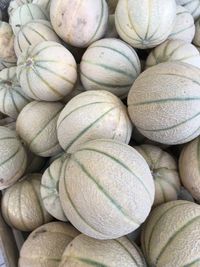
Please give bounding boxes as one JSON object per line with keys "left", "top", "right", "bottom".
{"left": 168, "top": 6, "right": 195, "bottom": 43}
{"left": 135, "top": 144, "right": 180, "bottom": 206}
{"left": 1, "top": 173, "right": 52, "bottom": 231}
{"left": 176, "top": 0, "right": 200, "bottom": 21}
{"left": 59, "top": 234, "right": 146, "bottom": 267}
{"left": 115, "top": 0, "right": 176, "bottom": 49}
{"left": 57, "top": 90, "right": 133, "bottom": 153}
{"left": 19, "top": 222, "right": 80, "bottom": 267}
{"left": 141, "top": 200, "right": 200, "bottom": 267}
{"left": 179, "top": 137, "right": 200, "bottom": 201}
{"left": 50, "top": 0, "right": 109, "bottom": 48}
{"left": 16, "top": 101, "right": 63, "bottom": 157}
{"left": 146, "top": 40, "right": 200, "bottom": 69}
{"left": 128, "top": 62, "right": 200, "bottom": 145}
{"left": 59, "top": 139, "right": 155, "bottom": 240}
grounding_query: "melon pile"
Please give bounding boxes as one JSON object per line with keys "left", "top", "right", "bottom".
{"left": 0, "top": 0, "right": 199, "bottom": 266}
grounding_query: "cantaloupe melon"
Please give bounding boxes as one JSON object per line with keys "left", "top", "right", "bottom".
{"left": 146, "top": 39, "right": 200, "bottom": 69}
{"left": 19, "top": 222, "right": 80, "bottom": 267}
{"left": 10, "top": 3, "right": 48, "bottom": 34}
{"left": 50, "top": 0, "right": 109, "bottom": 48}
{"left": 128, "top": 62, "right": 200, "bottom": 145}
{"left": 17, "top": 41, "right": 77, "bottom": 101}
{"left": 14, "top": 19, "right": 60, "bottom": 57}
{"left": 0, "top": 126, "right": 27, "bottom": 190}
{"left": 141, "top": 200, "right": 200, "bottom": 267}
{"left": 59, "top": 139, "right": 155, "bottom": 239}
{"left": 1, "top": 173, "right": 52, "bottom": 231}
{"left": 115, "top": 0, "right": 176, "bottom": 49}
{"left": 179, "top": 136, "right": 200, "bottom": 201}
{"left": 8, "top": 0, "right": 31, "bottom": 15}
{"left": 41, "top": 156, "right": 67, "bottom": 221}
{"left": 0, "top": 66, "right": 30, "bottom": 119}
{"left": 57, "top": 91, "right": 133, "bottom": 153}
{"left": 168, "top": 6, "right": 195, "bottom": 43}
{"left": 80, "top": 38, "right": 141, "bottom": 98}
{"left": 104, "top": 14, "right": 118, "bottom": 38}
{"left": 0, "top": 21, "right": 16, "bottom": 71}
{"left": 176, "top": 0, "right": 200, "bottom": 21}
{"left": 59, "top": 234, "right": 146, "bottom": 267}
{"left": 16, "top": 101, "right": 63, "bottom": 157}
{"left": 135, "top": 144, "right": 180, "bottom": 206}
{"left": 107, "top": 0, "right": 118, "bottom": 13}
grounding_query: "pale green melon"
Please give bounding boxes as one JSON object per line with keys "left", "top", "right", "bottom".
{"left": 141, "top": 200, "right": 200, "bottom": 267}
{"left": 59, "top": 234, "right": 146, "bottom": 267}
{"left": 16, "top": 101, "right": 63, "bottom": 157}
{"left": 17, "top": 41, "right": 77, "bottom": 101}
{"left": 57, "top": 91, "right": 133, "bottom": 153}
{"left": 8, "top": 0, "right": 31, "bottom": 15}
{"left": 50, "top": 0, "right": 108, "bottom": 48}
{"left": 176, "top": 0, "right": 200, "bottom": 21}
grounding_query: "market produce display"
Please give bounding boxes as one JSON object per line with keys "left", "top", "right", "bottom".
{"left": 0, "top": 0, "right": 200, "bottom": 266}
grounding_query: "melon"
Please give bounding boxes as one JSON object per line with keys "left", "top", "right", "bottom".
{"left": 0, "top": 126, "right": 27, "bottom": 189}
{"left": 104, "top": 14, "right": 118, "bottom": 38}
{"left": 0, "top": 21, "right": 17, "bottom": 71}
{"left": 32, "top": 0, "right": 51, "bottom": 14}
{"left": 14, "top": 19, "right": 60, "bottom": 57}
{"left": 146, "top": 39, "right": 200, "bottom": 69}
{"left": 128, "top": 62, "right": 200, "bottom": 145}
{"left": 57, "top": 91, "right": 133, "bottom": 153}
{"left": 80, "top": 38, "right": 141, "bottom": 98}
{"left": 41, "top": 156, "right": 67, "bottom": 221}
{"left": 179, "top": 136, "right": 200, "bottom": 201}
{"left": 115, "top": 0, "right": 176, "bottom": 49}
{"left": 107, "top": 0, "right": 118, "bottom": 13}
{"left": 10, "top": 3, "right": 48, "bottom": 35}
{"left": 16, "top": 101, "right": 63, "bottom": 157}
{"left": 19, "top": 222, "right": 80, "bottom": 267}
{"left": 17, "top": 41, "right": 77, "bottom": 101}
{"left": 168, "top": 6, "right": 195, "bottom": 43}
{"left": 176, "top": 0, "right": 200, "bottom": 21}
{"left": 141, "top": 200, "right": 200, "bottom": 267}
{"left": 50, "top": 0, "right": 109, "bottom": 48}
{"left": 1, "top": 173, "right": 52, "bottom": 231}
{"left": 8, "top": 0, "right": 31, "bottom": 15}
{"left": 59, "top": 234, "right": 146, "bottom": 267}
{"left": 135, "top": 144, "right": 180, "bottom": 206}
{"left": 59, "top": 139, "right": 155, "bottom": 239}
{"left": 0, "top": 66, "right": 30, "bottom": 119}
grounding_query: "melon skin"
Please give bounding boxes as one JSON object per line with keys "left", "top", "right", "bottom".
{"left": 141, "top": 200, "right": 200, "bottom": 267}
{"left": 0, "top": 21, "right": 17, "bottom": 71}
{"left": 1, "top": 173, "right": 52, "bottom": 231}
{"left": 59, "top": 234, "right": 146, "bottom": 267}
{"left": 41, "top": 156, "right": 68, "bottom": 222}
{"left": 146, "top": 39, "right": 200, "bottom": 69}
{"left": 128, "top": 62, "right": 200, "bottom": 145}
{"left": 16, "top": 101, "right": 63, "bottom": 157}
{"left": 59, "top": 139, "right": 155, "bottom": 240}
{"left": 19, "top": 222, "right": 80, "bottom": 267}
{"left": 115, "top": 0, "right": 176, "bottom": 49}
{"left": 50, "top": 0, "right": 109, "bottom": 48}
{"left": 0, "top": 66, "right": 31, "bottom": 119}
{"left": 0, "top": 126, "right": 27, "bottom": 190}
{"left": 17, "top": 41, "right": 77, "bottom": 101}
{"left": 57, "top": 90, "right": 133, "bottom": 153}
{"left": 33, "top": 0, "right": 51, "bottom": 16}
{"left": 135, "top": 144, "right": 180, "bottom": 206}
{"left": 176, "top": 0, "right": 200, "bottom": 21}
{"left": 179, "top": 137, "right": 200, "bottom": 201}
{"left": 14, "top": 19, "right": 61, "bottom": 57}
{"left": 168, "top": 6, "right": 195, "bottom": 43}
{"left": 8, "top": 0, "right": 32, "bottom": 15}
{"left": 80, "top": 38, "right": 141, "bottom": 98}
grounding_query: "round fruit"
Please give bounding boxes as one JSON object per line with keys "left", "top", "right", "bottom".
{"left": 59, "top": 139, "right": 155, "bottom": 239}
{"left": 141, "top": 200, "right": 200, "bottom": 266}
{"left": 50, "top": 0, "right": 108, "bottom": 47}
{"left": 19, "top": 222, "right": 80, "bottom": 267}
{"left": 57, "top": 90, "right": 132, "bottom": 153}
{"left": 80, "top": 38, "right": 141, "bottom": 98}
{"left": 60, "top": 234, "right": 146, "bottom": 267}
{"left": 176, "top": 0, "right": 200, "bottom": 21}
{"left": 115, "top": 0, "right": 176, "bottom": 49}
{"left": 17, "top": 41, "right": 77, "bottom": 101}
{"left": 128, "top": 62, "right": 200, "bottom": 145}
{"left": 1, "top": 173, "right": 52, "bottom": 231}
{"left": 8, "top": 0, "right": 31, "bottom": 15}
{"left": 16, "top": 101, "right": 63, "bottom": 157}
